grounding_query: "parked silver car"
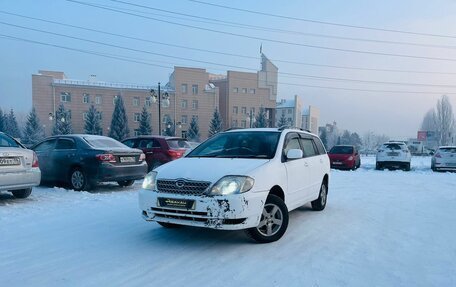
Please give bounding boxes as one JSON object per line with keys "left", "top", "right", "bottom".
{"left": 431, "top": 146, "right": 456, "bottom": 172}
{"left": 0, "top": 132, "right": 41, "bottom": 198}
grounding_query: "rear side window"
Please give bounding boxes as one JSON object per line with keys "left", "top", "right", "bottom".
{"left": 0, "top": 133, "right": 19, "bottom": 147}
{"left": 167, "top": 139, "right": 190, "bottom": 149}
{"left": 138, "top": 139, "right": 154, "bottom": 149}
{"left": 55, "top": 139, "right": 76, "bottom": 150}
{"left": 34, "top": 139, "right": 57, "bottom": 152}
{"left": 300, "top": 138, "right": 318, "bottom": 158}
{"left": 313, "top": 136, "right": 326, "bottom": 155}
{"left": 122, "top": 139, "right": 136, "bottom": 148}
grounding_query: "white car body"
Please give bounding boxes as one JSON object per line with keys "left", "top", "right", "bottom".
{"left": 432, "top": 146, "right": 456, "bottom": 171}
{"left": 139, "top": 128, "right": 330, "bottom": 233}
{"left": 376, "top": 141, "right": 412, "bottom": 170}
{"left": 0, "top": 133, "right": 41, "bottom": 198}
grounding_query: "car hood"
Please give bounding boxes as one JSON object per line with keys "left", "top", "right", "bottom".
{"left": 155, "top": 157, "right": 270, "bottom": 182}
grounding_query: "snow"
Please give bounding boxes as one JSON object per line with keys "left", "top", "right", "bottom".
{"left": 1, "top": 156, "right": 455, "bottom": 287}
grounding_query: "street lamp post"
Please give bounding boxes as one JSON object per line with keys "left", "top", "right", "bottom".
{"left": 150, "top": 82, "right": 170, "bottom": 136}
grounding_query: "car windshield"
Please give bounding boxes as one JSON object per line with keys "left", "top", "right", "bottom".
{"left": 167, "top": 139, "right": 191, "bottom": 149}
{"left": 187, "top": 131, "right": 281, "bottom": 159}
{"left": 329, "top": 146, "right": 353, "bottom": 154}
{"left": 83, "top": 136, "right": 127, "bottom": 149}
{"left": 383, "top": 143, "right": 404, "bottom": 150}
{"left": 0, "top": 133, "right": 20, "bottom": 148}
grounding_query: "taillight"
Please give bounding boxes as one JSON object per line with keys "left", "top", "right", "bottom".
{"left": 168, "top": 149, "right": 183, "bottom": 159}
{"left": 435, "top": 153, "right": 441, "bottom": 158}
{"left": 139, "top": 153, "right": 146, "bottom": 161}
{"left": 32, "top": 152, "right": 39, "bottom": 168}
{"left": 96, "top": 154, "right": 116, "bottom": 163}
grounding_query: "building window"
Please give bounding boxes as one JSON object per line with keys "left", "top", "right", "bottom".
{"left": 95, "top": 95, "right": 102, "bottom": 105}
{"left": 97, "top": 111, "right": 103, "bottom": 120}
{"left": 241, "top": 120, "right": 247, "bottom": 128}
{"left": 233, "top": 87, "right": 238, "bottom": 93}
{"left": 134, "top": 129, "right": 140, "bottom": 136}
{"left": 281, "top": 110, "right": 285, "bottom": 115}
{"left": 82, "top": 93, "right": 90, "bottom": 104}
{"left": 181, "top": 115, "right": 188, "bottom": 124}
{"left": 192, "top": 100, "right": 198, "bottom": 110}
{"left": 233, "top": 106, "right": 238, "bottom": 114}
{"left": 134, "top": 113, "right": 140, "bottom": 122}
{"left": 83, "top": 112, "right": 88, "bottom": 120}
{"left": 242, "top": 88, "right": 247, "bottom": 93}
{"left": 113, "top": 96, "right": 118, "bottom": 105}
{"left": 133, "top": 97, "right": 140, "bottom": 107}
{"left": 181, "top": 84, "right": 188, "bottom": 94}
{"left": 145, "top": 96, "right": 152, "bottom": 107}
{"left": 249, "top": 88, "right": 255, "bottom": 94}
{"left": 60, "top": 92, "right": 71, "bottom": 102}
{"left": 288, "top": 109, "right": 292, "bottom": 114}
{"left": 231, "top": 120, "right": 238, "bottom": 127}
{"left": 241, "top": 107, "right": 247, "bottom": 114}
{"left": 250, "top": 107, "right": 255, "bottom": 115}
{"left": 181, "top": 100, "right": 188, "bottom": 109}
{"left": 163, "top": 114, "right": 171, "bottom": 124}
{"left": 192, "top": 84, "right": 198, "bottom": 95}
{"left": 192, "top": 115, "right": 198, "bottom": 122}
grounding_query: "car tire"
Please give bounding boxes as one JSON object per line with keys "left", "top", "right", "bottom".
{"left": 376, "top": 162, "right": 382, "bottom": 170}
{"left": 245, "top": 194, "right": 289, "bottom": 243}
{"left": 311, "top": 181, "right": 328, "bottom": 211}
{"left": 117, "top": 180, "right": 135, "bottom": 187}
{"left": 157, "top": 222, "right": 182, "bottom": 228}
{"left": 357, "top": 160, "right": 361, "bottom": 169}
{"left": 404, "top": 163, "right": 411, "bottom": 171}
{"left": 69, "top": 168, "right": 90, "bottom": 191}
{"left": 11, "top": 188, "right": 32, "bottom": 199}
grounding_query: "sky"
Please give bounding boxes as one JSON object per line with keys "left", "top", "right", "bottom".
{"left": 1, "top": 0, "right": 456, "bottom": 139}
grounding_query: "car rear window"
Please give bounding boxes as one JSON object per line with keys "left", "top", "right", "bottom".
{"left": 83, "top": 137, "right": 126, "bottom": 149}
{"left": 383, "top": 143, "right": 404, "bottom": 150}
{"left": 0, "top": 133, "right": 19, "bottom": 148}
{"left": 167, "top": 139, "right": 190, "bottom": 149}
{"left": 329, "top": 146, "right": 353, "bottom": 154}
{"left": 439, "top": 147, "right": 456, "bottom": 153}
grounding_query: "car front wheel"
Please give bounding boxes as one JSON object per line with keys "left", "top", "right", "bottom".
{"left": 117, "top": 180, "right": 135, "bottom": 187}
{"left": 245, "top": 194, "right": 289, "bottom": 243}
{"left": 69, "top": 168, "right": 90, "bottom": 191}
{"left": 311, "top": 182, "right": 328, "bottom": 211}
{"left": 11, "top": 188, "right": 32, "bottom": 199}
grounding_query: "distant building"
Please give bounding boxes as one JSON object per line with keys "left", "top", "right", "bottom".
{"left": 276, "top": 95, "right": 303, "bottom": 128}
{"left": 210, "top": 53, "right": 278, "bottom": 128}
{"left": 302, "top": 105, "right": 320, "bottom": 135}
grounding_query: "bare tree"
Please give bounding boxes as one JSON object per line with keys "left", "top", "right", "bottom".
{"left": 435, "top": 95, "right": 455, "bottom": 146}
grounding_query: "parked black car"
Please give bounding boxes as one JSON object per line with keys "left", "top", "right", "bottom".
{"left": 32, "top": 134, "right": 147, "bottom": 191}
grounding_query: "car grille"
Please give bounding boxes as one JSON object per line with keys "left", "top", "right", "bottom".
{"left": 151, "top": 208, "right": 246, "bottom": 225}
{"left": 156, "top": 179, "right": 211, "bottom": 195}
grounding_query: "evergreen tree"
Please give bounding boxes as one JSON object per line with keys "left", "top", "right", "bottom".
{"left": 4, "top": 109, "right": 21, "bottom": 138}
{"left": 84, "top": 105, "right": 102, "bottom": 135}
{"left": 254, "top": 106, "right": 268, "bottom": 128}
{"left": 23, "top": 108, "right": 44, "bottom": 145}
{"left": 109, "top": 96, "right": 129, "bottom": 141}
{"left": 187, "top": 117, "right": 200, "bottom": 142}
{"left": 319, "top": 128, "right": 328, "bottom": 149}
{"left": 138, "top": 105, "right": 152, "bottom": 135}
{"left": 350, "top": 132, "right": 362, "bottom": 149}
{"left": 0, "top": 108, "right": 4, "bottom": 132}
{"left": 340, "top": 130, "right": 351, "bottom": 145}
{"left": 52, "top": 104, "right": 72, "bottom": 135}
{"left": 277, "top": 112, "right": 288, "bottom": 128}
{"left": 208, "top": 108, "right": 223, "bottom": 137}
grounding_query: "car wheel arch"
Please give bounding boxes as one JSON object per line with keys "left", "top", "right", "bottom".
{"left": 323, "top": 174, "right": 329, "bottom": 193}
{"left": 268, "top": 185, "right": 285, "bottom": 202}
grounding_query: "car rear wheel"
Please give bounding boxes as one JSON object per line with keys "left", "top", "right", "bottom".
{"left": 117, "top": 180, "right": 135, "bottom": 187}
{"left": 311, "top": 181, "right": 328, "bottom": 211}
{"left": 376, "top": 162, "right": 382, "bottom": 170}
{"left": 157, "top": 222, "right": 182, "bottom": 228}
{"left": 69, "top": 168, "right": 90, "bottom": 191}
{"left": 404, "top": 163, "right": 411, "bottom": 171}
{"left": 11, "top": 188, "right": 32, "bottom": 199}
{"left": 245, "top": 194, "right": 289, "bottom": 243}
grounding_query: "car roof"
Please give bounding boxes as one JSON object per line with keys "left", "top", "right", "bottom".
{"left": 122, "top": 135, "right": 185, "bottom": 141}
{"left": 223, "top": 127, "right": 316, "bottom": 137}
{"left": 438, "top": 146, "right": 456, "bottom": 149}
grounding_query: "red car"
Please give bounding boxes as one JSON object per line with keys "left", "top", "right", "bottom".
{"left": 328, "top": 145, "right": 360, "bottom": 170}
{"left": 122, "top": 136, "right": 191, "bottom": 171}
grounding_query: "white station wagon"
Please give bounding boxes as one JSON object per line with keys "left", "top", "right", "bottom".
{"left": 139, "top": 128, "right": 330, "bottom": 243}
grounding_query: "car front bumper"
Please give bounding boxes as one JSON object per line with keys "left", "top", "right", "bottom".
{"left": 139, "top": 189, "right": 267, "bottom": 230}
{"left": 0, "top": 167, "right": 41, "bottom": 191}
{"left": 96, "top": 162, "right": 147, "bottom": 182}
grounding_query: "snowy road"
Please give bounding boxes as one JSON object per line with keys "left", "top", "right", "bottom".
{"left": 1, "top": 156, "right": 455, "bottom": 287}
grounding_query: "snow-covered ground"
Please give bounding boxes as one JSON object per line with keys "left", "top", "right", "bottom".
{"left": 1, "top": 156, "right": 455, "bottom": 287}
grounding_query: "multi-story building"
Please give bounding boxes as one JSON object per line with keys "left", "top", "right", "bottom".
{"left": 210, "top": 54, "right": 278, "bottom": 128}
{"left": 276, "top": 95, "right": 303, "bottom": 128}
{"left": 302, "top": 105, "right": 320, "bottom": 135}
{"left": 32, "top": 69, "right": 218, "bottom": 140}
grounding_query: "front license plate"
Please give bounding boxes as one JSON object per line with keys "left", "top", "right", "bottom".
{"left": 333, "top": 162, "right": 342, "bottom": 165}
{"left": 158, "top": 198, "right": 195, "bottom": 210}
{"left": 120, "top": 156, "right": 136, "bottom": 163}
{"left": 0, "top": 157, "right": 21, "bottom": 166}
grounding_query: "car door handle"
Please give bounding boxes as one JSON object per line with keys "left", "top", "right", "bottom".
{"left": 304, "top": 162, "right": 309, "bottom": 167}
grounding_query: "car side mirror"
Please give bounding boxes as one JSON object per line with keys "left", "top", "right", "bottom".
{"left": 286, "top": 149, "right": 303, "bottom": 160}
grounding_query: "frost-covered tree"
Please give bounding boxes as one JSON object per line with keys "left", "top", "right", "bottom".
{"left": 138, "top": 105, "right": 152, "bottom": 135}
{"left": 277, "top": 113, "right": 287, "bottom": 128}
{"left": 22, "top": 108, "right": 44, "bottom": 145}
{"left": 421, "top": 109, "right": 437, "bottom": 132}
{"left": 109, "top": 96, "right": 129, "bottom": 141}
{"left": 254, "top": 106, "right": 268, "bottom": 128}
{"left": 319, "top": 128, "right": 328, "bottom": 149}
{"left": 187, "top": 116, "right": 200, "bottom": 142}
{"left": 350, "top": 132, "right": 363, "bottom": 149}
{"left": 208, "top": 108, "right": 223, "bottom": 137}
{"left": 52, "top": 104, "right": 72, "bottom": 135}
{"left": 340, "top": 130, "right": 351, "bottom": 145}
{"left": 4, "top": 109, "right": 21, "bottom": 138}
{"left": 0, "top": 108, "right": 4, "bottom": 132}
{"left": 435, "top": 95, "right": 455, "bottom": 146}
{"left": 84, "top": 105, "right": 102, "bottom": 135}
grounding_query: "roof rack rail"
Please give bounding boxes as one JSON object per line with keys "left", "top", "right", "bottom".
{"left": 223, "top": 127, "right": 244, "bottom": 132}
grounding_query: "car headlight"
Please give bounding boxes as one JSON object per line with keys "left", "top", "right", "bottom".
{"left": 142, "top": 171, "right": 157, "bottom": 190}
{"left": 209, "top": 176, "right": 254, "bottom": 196}
{"left": 348, "top": 156, "right": 354, "bottom": 161}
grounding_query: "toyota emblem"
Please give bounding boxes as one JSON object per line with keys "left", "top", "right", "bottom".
{"left": 175, "top": 180, "right": 185, "bottom": 188}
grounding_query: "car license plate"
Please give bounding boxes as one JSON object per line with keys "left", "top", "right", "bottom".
{"left": 333, "top": 162, "right": 342, "bottom": 165}
{"left": 120, "top": 156, "right": 136, "bottom": 163}
{"left": 158, "top": 198, "right": 195, "bottom": 210}
{"left": 0, "top": 157, "right": 21, "bottom": 166}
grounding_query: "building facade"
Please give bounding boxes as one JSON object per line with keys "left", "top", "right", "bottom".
{"left": 302, "top": 105, "right": 320, "bottom": 135}
{"left": 276, "top": 95, "right": 303, "bottom": 128}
